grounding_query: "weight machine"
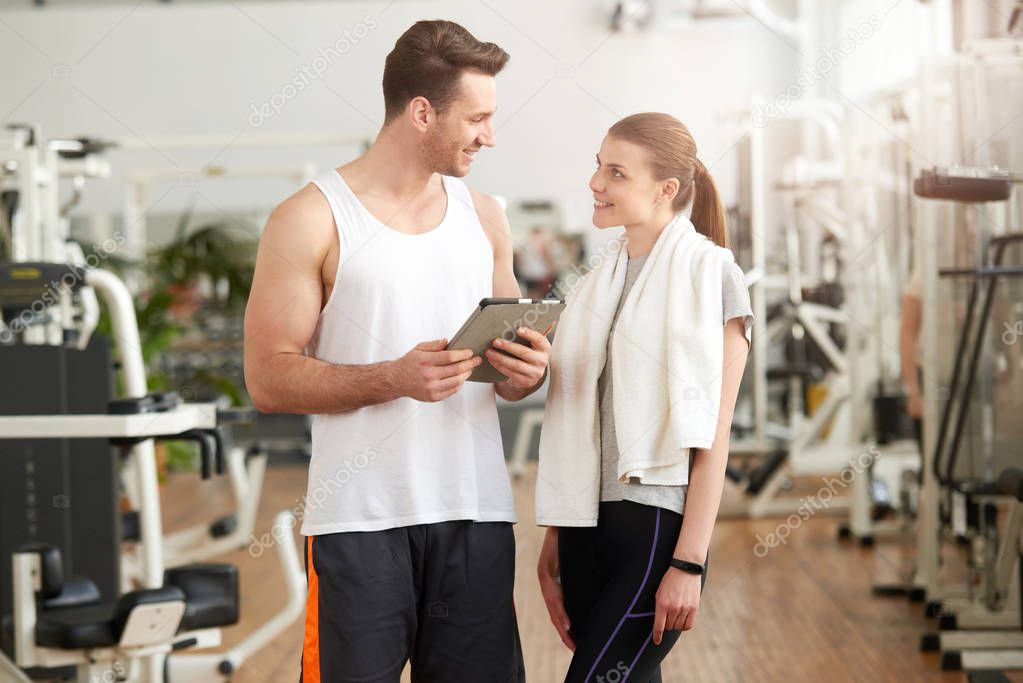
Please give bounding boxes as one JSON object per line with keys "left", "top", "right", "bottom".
{"left": 0, "top": 123, "right": 305, "bottom": 682}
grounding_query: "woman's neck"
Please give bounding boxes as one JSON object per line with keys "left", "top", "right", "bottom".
{"left": 623, "top": 207, "right": 677, "bottom": 258}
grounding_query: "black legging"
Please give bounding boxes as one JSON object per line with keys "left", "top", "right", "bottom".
{"left": 558, "top": 501, "right": 707, "bottom": 683}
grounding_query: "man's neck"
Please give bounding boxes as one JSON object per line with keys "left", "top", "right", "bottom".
{"left": 342, "top": 126, "right": 437, "bottom": 200}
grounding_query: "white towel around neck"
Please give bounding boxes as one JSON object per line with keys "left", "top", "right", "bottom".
{"left": 535, "top": 213, "right": 734, "bottom": 526}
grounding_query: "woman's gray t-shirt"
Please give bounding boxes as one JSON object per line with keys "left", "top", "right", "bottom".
{"left": 597, "top": 254, "right": 753, "bottom": 515}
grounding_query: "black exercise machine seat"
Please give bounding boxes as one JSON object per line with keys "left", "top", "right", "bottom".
{"left": 18, "top": 544, "right": 239, "bottom": 650}
{"left": 165, "top": 563, "right": 240, "bottom": 632}
{"left": 35, "top": 589, "right": 185, "bottom": 650}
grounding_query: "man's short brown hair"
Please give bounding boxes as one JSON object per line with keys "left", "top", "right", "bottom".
{"left": 382, "top": 20, "right": 509, "bottom": 122}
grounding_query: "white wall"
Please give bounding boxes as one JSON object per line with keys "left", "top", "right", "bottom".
{"left": 0, "top": 0, "right": 797, "bottom": 235}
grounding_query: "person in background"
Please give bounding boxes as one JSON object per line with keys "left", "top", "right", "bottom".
{"left": 900, "top": 267, "right": 924, "bottom": 450}
{"left": 516, "top": 226, "right": 555, "bottom": 298}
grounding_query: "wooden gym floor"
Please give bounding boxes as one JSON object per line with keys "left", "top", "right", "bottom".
{"left": 160, "top": 463, "right": 1021, "bottom": 683}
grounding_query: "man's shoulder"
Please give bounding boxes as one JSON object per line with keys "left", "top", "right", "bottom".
{"left": 261, "top": 181, "right": 336, "bottom": 257}
{"left": 278, "top": 181, "right": 332, "bottom": 218}
{"left": 467, "top": 186, "right": 502, "bottom": 214}
{"left": 267, "top": 183, "right": 333, "bottom": 232}
{"left": 466, "top": 187, "right": 509, "bottom": 245}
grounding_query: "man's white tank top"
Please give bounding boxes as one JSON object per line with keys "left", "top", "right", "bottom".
{"left": 299, "top": 169, "right": 516, "bottom": 535}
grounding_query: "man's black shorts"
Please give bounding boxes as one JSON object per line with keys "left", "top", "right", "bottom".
{"left": 301, "top": 519, "right": 525, "bottom": 683}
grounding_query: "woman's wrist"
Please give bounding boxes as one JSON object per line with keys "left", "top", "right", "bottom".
{"left": 673, "top": 553, "right": 706, "bottom": 564}
{"left": 538, "top": 528, "right": 560, "bottom": 579}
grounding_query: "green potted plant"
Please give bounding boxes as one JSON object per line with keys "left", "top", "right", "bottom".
{"left": 94, "top": 205, "right": 257, "bottom": 473}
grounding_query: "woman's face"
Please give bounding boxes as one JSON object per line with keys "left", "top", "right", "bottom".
{"left": 589, "top": 136, "right": 677, "bottom": 229}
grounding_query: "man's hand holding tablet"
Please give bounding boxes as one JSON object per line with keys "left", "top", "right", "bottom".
{"left": 390, "top": 339, "right": 484, "bottom": 403}
{"left": 444, "top": 298, "right": 566, "bottom": 394}
{"left": 486, "top": 321, "right": 557, "bottom": 391}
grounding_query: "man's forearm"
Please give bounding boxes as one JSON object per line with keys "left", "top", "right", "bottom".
{"left": 251, "top": 353, "right": 403, "bottom": 414}
{"left": 900, "top": 296, "right": 922, "bottom": 395}
{"left": 899, "top": 334, "right": 920, "bottom": 395}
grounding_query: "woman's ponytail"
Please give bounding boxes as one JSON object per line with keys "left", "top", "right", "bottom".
{"left": 691, "top": 158, "right": 729, "bottom": 248}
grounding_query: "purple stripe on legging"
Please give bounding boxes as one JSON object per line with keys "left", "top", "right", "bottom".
{"left": 623, "top": 633, "right": 653, "bottom": 682}
{"left": 583, "top": 508, "right": 661, "bottom": 683}
{"left": 626, "top": 611, "right": 654, "bottom": 619}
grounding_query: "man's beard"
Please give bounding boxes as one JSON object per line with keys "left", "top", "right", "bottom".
{"left": 422, "top": 131, "right": 467, "bottom": 177}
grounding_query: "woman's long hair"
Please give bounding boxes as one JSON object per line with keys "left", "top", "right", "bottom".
{"left": 608, "top": 113, "right": 729, "bottom": 248}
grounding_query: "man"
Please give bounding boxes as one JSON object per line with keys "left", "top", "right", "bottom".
{"left": 516, "top": 226, "right": 555, "bottom": 299}
{"left": 243, "top": 20, "right": 549, "bottom": 683}
{"left": 900, "top": 267, "right": 923, "bottom": 448}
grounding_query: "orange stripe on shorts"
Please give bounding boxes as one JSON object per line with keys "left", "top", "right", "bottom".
{"left": 302, "top": 536, "right": 320, "bottom": 683}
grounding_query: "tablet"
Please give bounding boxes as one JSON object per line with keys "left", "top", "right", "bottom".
{"left": 447, "top": 298, "right": 566, "bottom": 383}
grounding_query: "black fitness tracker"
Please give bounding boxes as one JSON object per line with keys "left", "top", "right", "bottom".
{"left": 669, "top": 558, "right": 705, "bottom": 576}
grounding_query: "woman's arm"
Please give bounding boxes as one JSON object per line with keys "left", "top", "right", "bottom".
{"left": 673, "top": 316, "right": 748, "bottom": 563}
{"left": 652, "top": 316, "right": 749, "bottom": 643}
{"left": 538, "top": 527, "right": 576, "bottom": 651}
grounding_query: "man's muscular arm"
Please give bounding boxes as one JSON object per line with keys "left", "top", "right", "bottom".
{"left": 243, "top": 187, "right": 480, "bottom": 414}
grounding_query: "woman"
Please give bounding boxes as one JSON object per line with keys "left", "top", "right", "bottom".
{"left": 535, "top": 113, "right": 753, "bottom": 682}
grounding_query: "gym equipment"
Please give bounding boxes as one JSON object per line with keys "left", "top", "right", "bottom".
{"left": 917, "top": 201, "right": 1023, "bottom": 652}
{"left": 726, "top": 97, "right": 900, "bottom": 520}
{"left": 813, "top": 35, "right": 1023, "bottom": 678}
{"left": 0, "top": 124, "right": 305, "bottom": 682}
{"left": 873, "top": 192, "right": 1023, "bottom": 604}
{"left": 0, "top": 261, "right": 245, "bottom": 681}
{"left": 942, "top": 468, "right": 1023, "bottom": 677}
